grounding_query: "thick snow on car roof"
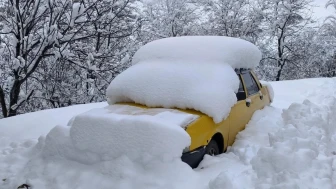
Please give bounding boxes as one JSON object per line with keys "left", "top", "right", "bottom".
{"left": 107, "top": 36, "right": 261, "bottom": 123}
{"left": 132, "top": 36, "right": 262, "bottom": 68}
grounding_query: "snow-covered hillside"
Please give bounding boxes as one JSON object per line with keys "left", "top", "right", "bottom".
{"left": 1, "top": 77, "right": 336, "bottom": 189}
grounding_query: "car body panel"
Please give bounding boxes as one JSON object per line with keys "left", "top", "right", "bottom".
{"left": 186, "top": 115, "right": 229, "bottom": 152}
{"left": 228, "top": 99, "right": 249, "bottom": 147}
{"left": 185, "top": 70, "right": 271, "bottom": 152}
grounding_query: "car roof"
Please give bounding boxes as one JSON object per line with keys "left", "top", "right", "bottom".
{"left": 235, "top": 68, "right": 252, "bottom": 74}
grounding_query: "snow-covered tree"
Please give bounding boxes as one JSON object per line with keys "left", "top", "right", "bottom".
{"left": 256, "top": 0, "right": 314, "bottom": 81}
{"left": 138, "top": 0, "right": 201, "bottom": 44}
{"left": 285, "top": 29, "right": 335, "bottom": 79}
{"left": 43, "top": 0, "right": 139, "bottom": 108}
{"left": 319, "top": 0, "right": 336, "bottom": 77}
{"left": 323, "top": 0, "right": 336, "bottom": 37}
{"left": 199, "top": 0, "right": 263, "bottom": 43}
{"left": 0, "top": 0, "right": 138, "bottom": 117}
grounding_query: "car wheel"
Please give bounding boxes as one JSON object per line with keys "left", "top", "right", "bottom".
{"left": 205, "top": 140, "right": 220, "bottom": 156}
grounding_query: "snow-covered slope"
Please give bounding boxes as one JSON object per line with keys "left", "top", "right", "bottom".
{"left": 271, "top": 77, "right": 335, "bottom": 109}
{"left": 0, "top": 102, "right": 107, "bottom": 148}
{"left": 1, "top": 77, "right": 336, "bottom": 189}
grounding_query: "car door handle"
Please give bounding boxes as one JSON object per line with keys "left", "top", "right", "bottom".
{"left": 258, "top": 91, "right": 264, "bottom": 100}
{"left": 246, "top": 101, "right": 251, "bottom": 107}
{"left": 246, "top": 100, "right": 251, "bottom": 107}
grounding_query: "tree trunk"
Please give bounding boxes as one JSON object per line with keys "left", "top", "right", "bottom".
{"left": 8, "top": 79, "right": 22, "bottom": 117}
{"left": 0, "top": 86, "right": 7, "bottom": 117}
{"left": 275, "top": 61, "right": 285, "bottom": 81}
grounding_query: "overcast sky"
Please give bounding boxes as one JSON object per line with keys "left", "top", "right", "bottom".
{"left": 313, "top": 0, "right": 334, "bottom": 22}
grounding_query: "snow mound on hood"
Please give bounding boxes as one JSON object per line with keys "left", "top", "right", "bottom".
{"left": 43, "top": 107, "right": 191, "bottom": 164}
{"left": 132, "top": 36, "right": 262, "bottom": 68}
{"left": 107, "top": 61, "right": 239, "bottom": 123}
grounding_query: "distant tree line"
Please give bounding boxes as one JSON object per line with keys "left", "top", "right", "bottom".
{"left": 0, "top": 0, "right": 335, "bottom": 118}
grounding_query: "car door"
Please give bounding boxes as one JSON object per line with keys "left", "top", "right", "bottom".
{"left": 241, "top": 71, "right": 262, "bottom": 118}
{"left": 227, "top": 74, "right": 250, "bottom": 146}
{"left": 250, "top": 71, "right": 270, "bottom": 109}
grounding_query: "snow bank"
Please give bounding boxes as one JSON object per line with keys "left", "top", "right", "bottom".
{"left": 305, "top": 78, "right": 336, "bottom": 106}
{"left": 6, "top": 129, "right": 196, "bottom": 189}
{"left": 270, "top": 77, "right": 333, "bottom": 109}
{"left": 195, "top": 106, "right": 282, "bottom": 189}
{"left": 251, "top": 99, "right": 336, "bottom": 188}
{"left": 132, "top": 36, "right": 262, "bottom": 69}
{"left": 5, "top": 106, "right": 198, "bottom": 189}
{"left": 0, "top": 102, "right": 106, "bottom": 148}
{"left": 107, "top": 61, "right": 239, "bottom": 123}
{"left": 260, "top": 81, "right": 274, "bottom": 102}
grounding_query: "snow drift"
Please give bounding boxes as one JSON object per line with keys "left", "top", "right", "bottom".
{"left": 250, "top": 98, "right": 336, "bottom": 188}
{"left": 6, "top": 106, "right": 196, "bottom": 189}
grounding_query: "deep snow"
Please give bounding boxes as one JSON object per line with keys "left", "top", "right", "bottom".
{"left": 1, "top": 77, "right": 336, "bottom": 189}
{"left": 107, "top": 61, "right": 240, "bottom": 123}
{"left": 0, "top": 102, "right": 106, "bottom": 148}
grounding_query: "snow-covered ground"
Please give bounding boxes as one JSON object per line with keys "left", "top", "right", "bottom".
{"left": 1, "top": 77, "right": 336, "bottom": 189}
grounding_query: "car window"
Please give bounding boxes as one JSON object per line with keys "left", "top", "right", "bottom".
{"left": 236, "top": 75, "right": 246, "bottom": 101}
{"left": 238, "top": 77, "right": 244, "bottom": 92}
{"left": 242, "top": 72, "right": 259, "bottom": 96}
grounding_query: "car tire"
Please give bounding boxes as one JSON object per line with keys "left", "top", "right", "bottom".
{"left": 205, "top": 139, "right": 220, "bottom": 156}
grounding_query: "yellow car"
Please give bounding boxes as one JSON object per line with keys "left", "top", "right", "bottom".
{"left": 114, "top": 68, "right": 272, "bottom": 168}
{"left": 179, "top": 68, "right": 272, "bottom": 168}
{"left": 106, "top": 36, "right": 273, "bottom": 168}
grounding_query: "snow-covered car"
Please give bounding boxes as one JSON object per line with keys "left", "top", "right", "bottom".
{"left": 72, "top": 36, "right": 274, "bottom": 168}
{"left": 180, "top": 68, "right": 273, "bottom": 168}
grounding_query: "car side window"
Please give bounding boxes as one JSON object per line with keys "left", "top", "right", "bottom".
{"left": 242, "top": 72, "right": 259, "bottom": 96}
{"left": 236, "top": 75, "right": 246, "bottom": 101}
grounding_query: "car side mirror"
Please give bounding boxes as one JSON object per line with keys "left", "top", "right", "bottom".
{"left": 236, "top": 91, "right": 246, "bottom": 101}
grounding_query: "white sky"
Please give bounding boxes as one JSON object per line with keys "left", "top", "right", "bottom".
{"left": 142, "top": 0, "right": 333, "bottom": 24}
{"left": 312, "top": 0, "right": 334, "bottom": 22}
